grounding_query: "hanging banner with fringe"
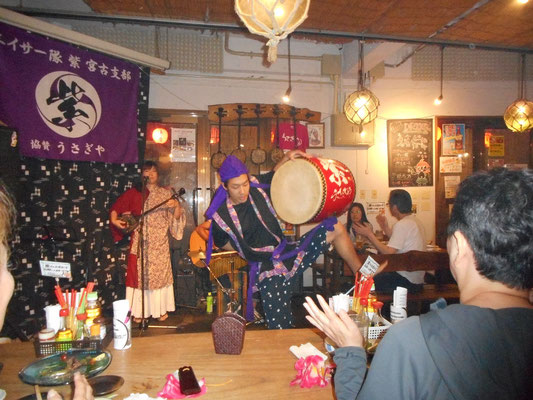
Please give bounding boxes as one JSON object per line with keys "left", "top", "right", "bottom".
{"left": 0, "top": 22, "right": 139, "bottom": 163}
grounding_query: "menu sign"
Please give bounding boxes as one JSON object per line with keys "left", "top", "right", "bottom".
{"left": 387, "top": 119, "right": 433, "bottom": 187}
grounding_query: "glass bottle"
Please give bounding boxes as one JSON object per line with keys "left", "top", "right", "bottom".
{"left": 354, "top": 298, "right": 370, "bottom": 349}
{"left": 85, "top": 292, "right": 101, "bottom": 334}
{"left": 57, "top": 308, "right": 73, "bottom": 341}
{"left": 206, "top": 292, "right": 213, "bottom": 314}
{"left": 371, "top": 301, "right": 385, "bottom": 327}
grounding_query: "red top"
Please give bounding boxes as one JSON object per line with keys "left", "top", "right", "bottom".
{"left": 109, "top": 187, "right": 147, "bottom": 243}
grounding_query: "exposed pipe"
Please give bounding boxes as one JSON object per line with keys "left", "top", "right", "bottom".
{"left": 224, "top": 32, "right": 322, "bottom": 61}
{"left": 384, "top": 0, "right": 492, "bottom": 68}
{"left": 8, "top": 6, "right": 533, "bottom": 54}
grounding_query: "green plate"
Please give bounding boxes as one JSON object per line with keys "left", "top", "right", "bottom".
{"left": 18, "top": 349, "right": 111, "bottom": 386}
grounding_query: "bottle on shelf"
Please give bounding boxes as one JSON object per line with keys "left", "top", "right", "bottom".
{"left": 206, "top": 292, "right": 213, "bottom": 314}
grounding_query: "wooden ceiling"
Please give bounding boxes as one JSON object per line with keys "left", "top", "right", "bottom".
{"left": 81, "top": 0, "right": 533, "bottom": 51}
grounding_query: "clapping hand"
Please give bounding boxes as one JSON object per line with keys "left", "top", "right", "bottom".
{"left": 303, "top": 295, "right": 363, "bottom": 349}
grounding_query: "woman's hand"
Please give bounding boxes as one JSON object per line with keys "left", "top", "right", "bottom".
{"left": 111, "top": 211, "right": 128, "bottom": 230}
{"left": 303, "top": 295, "right": 363, "bottom": 348}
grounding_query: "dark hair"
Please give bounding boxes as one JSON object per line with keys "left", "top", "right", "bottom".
{"left": 0, "top": 179, "right": 16, "bottom": 257}
{"left": 389, "top": 189, "right": 412, "bottom": 214}
{"left": 447, "top": 168, "right": 533, "bottom": 289}
{"left": 142, "top": 160, "right": 158, "bottom": 172}
{"left": 346, "top": 202, "right": 370, "bottom": 231}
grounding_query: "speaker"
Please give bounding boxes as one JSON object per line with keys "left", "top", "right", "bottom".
{"left": 175, "top": 274, "right": 197, "bottom": 307}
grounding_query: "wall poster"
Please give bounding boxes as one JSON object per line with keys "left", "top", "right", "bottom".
{"left": 387, "top": 119, "right": 433, "bottom": 187}
{"left": 442, "top": 123, "right": 465, "bottom": 155}
{"left": 171, "top": 127, "right": 196, "bottom": 162}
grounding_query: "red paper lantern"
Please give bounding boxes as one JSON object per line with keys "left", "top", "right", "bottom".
{"left": 152, "top": 127, "right": 168, "bottom": 144}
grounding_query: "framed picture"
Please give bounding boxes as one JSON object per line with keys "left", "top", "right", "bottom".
{"left": 307, "top": 123, "right": 325, "bottom": 149}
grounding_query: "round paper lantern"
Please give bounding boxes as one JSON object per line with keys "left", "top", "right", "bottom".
{"left": 235, "top": 0, "right": 310, "bottom": 63}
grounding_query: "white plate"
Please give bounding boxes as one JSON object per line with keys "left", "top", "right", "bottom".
{"left": 0, "top": 388, "right": 6, "bottom": 400}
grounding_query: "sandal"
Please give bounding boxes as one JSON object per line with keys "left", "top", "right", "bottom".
{"left": 158, "top": 313, "right": 168, "bottom": 322}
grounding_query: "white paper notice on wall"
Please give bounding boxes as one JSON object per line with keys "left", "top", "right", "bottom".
{"left": 39, "top": 260, "right": 72, "bottom": 279}
{"left": 367, "top": 202, "right": 386, "bottom": 214}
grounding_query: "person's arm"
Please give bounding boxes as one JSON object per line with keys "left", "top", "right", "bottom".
{"left": 195, "top": 220, "right": 211, "bottom": 242}
{"left": 273, "top": 149, "right": 310, "bottom": 172}
{"left": 110, "top": 209, "right": 127, "bottom": 230}
{"left": 352, "top": 223, "right": 398, "bottom": 255}
{"left": 376, "top": 213, "right": 392, "bottom": 238}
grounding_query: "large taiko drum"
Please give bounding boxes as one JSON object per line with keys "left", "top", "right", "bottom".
{"left": 271, "top": 157, "right": 356, "bottom": 225}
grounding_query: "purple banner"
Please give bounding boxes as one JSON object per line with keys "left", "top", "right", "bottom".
{"left": 0, "top": 22, "right": 139, "bottom": 163}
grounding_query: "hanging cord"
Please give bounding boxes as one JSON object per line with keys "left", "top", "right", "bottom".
{"left": 440, "top": 46, "right": 444, "bottom": 98}
{"left": 519, "top": 53, "right": 525, "bottom": 99}
{"left": 288, "top": 35, "right": 292, "bottom": 91}
{"left": 358, "top": 40, "right": 364, "bottom": 90}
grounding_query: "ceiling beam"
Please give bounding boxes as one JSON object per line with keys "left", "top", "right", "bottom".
{"left": 5, "top": 6, "right": 533, "bottom": 54}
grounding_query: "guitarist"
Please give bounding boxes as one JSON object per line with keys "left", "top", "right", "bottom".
{"left": 110, "top": 161, "right": 185, "bottom": 323}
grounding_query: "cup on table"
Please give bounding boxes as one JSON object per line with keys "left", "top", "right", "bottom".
{"left": 44, "top": 304, "right": 61, "bottom": 334}
{"left": 112, "top": 299, "right": 132, "bottom": 350}
{"left": 390, "top": 305, "right": 407, "bottom": 324}
{"left": 348, "top": 313, "right": 368, "bottom": 348}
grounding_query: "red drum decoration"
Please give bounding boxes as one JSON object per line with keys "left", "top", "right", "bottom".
{"left": 271, "top": 157, "right": 355, "bottom": 225}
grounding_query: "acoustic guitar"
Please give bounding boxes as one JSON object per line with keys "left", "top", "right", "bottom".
{"left": 189, "top": 230, "right": 210, "bottom": 267}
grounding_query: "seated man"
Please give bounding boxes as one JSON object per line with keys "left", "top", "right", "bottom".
{"left": 304, "top": 168, "right": 533, "bottom": 399}
{"left": 354, "top": 189, "right": 426, "bottom": 293}
{"left": 201, "top": 151, "right": 363, "bottom": 329}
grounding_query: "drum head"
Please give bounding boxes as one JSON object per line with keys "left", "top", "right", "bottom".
{"left": 271, "top": 159, "right": 323, "bottom": 225}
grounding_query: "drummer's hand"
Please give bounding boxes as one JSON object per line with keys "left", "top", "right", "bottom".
{"left": 47, "top": 372, "right": 94, "bottom": 400}
{"left": 303, "top": 295, "right": 363, "bottom": 349}
{"left": 286, "top": 149, "right": 310, "bottom": 160}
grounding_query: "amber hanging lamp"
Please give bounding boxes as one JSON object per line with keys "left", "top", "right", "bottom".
{"left": 503, "top": 54, "right": 533, "bottom": 133}
{"left": 343, "top": 40, "right": 380, "bottom": 125}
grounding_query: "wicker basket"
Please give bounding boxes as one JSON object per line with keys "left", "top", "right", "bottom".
{"left": 211, "top": 312, "right": 246, "bottom": 355}
{"left": 34, "top": 332, "right": 112, "bottom": 357}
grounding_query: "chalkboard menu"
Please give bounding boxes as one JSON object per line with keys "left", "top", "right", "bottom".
{"left": 387, "top": 119, "right": 433, "bottom": 187}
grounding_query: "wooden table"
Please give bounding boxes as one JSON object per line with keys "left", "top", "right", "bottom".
{"left": 0, "top": 329, "right": 335, "bottom": 399}
{"left": 322, "top": 247, "right": 450, "bottom": 296}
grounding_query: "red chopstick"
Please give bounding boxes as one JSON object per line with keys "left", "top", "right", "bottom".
{"left": 54, "top": 285, "right": 67, "bottom": 308}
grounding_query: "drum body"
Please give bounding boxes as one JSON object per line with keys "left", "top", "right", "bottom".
{"left": 271, "top": 157, "right": 356, "bottom": 225}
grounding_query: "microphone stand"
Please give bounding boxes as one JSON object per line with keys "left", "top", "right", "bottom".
{"left": 137, "top": 177, "right": 149, "bottom": 332}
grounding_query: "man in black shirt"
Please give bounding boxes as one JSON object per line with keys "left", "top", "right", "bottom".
{"left": 202, "top": 151, "right": 362, "bottom": 329}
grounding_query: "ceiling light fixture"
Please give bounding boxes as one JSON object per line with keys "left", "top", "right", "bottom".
{"left": 503, "top": 54, "right": 533, "bottom": 133}
{"left": 343, "top": 40, "right": 380, "bottom": 125}
{"left": 282, "top": 36, "right": 292, "bottom": 103}
{"left": 434, "top": 46, "right": 444, "bottom": 106}
{"left": 234, "top": 0, "right": 310, "bottom": 63}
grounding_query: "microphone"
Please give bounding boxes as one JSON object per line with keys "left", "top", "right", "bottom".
{"left": 172, "top": 187, "right": 186, "bottom": 198}
{"left": 142, "top": 176, "right": 149, "bottom": 182}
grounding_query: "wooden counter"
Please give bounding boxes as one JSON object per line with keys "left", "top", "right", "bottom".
{"left": 0, "top": 328, "right": 334, "bottom": 399}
